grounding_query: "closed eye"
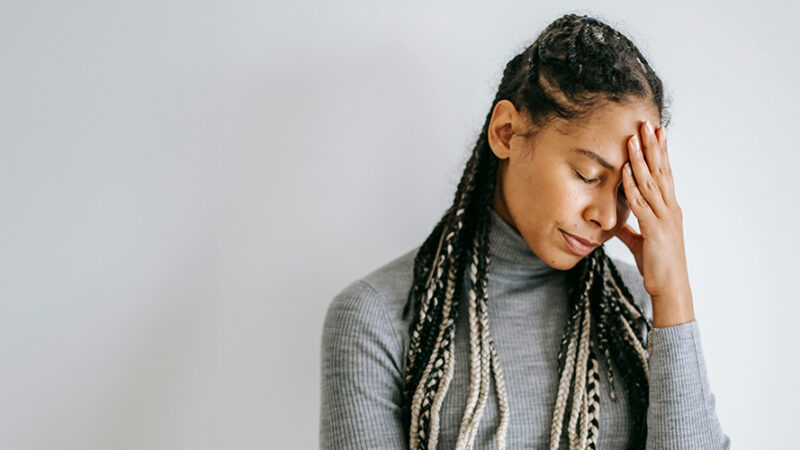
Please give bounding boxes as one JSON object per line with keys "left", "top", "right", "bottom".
{"left": 574, "top": 170, "right": 596, "bottom": 184}
{"left": 576, "top": 170, "right": 628, "bottom": 201}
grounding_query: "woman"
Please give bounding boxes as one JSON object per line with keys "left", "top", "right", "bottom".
{"left": 320, "top": 13, "right": 730, "bottom": 449}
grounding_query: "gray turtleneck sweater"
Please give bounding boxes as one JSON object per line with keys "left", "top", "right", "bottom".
{"left": 320, "top": 210, "right": 730, "bottom": 449}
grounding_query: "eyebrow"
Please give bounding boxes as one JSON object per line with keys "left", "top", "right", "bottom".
{"left": 573, "top": 148, "right": 618, "bottom": 172}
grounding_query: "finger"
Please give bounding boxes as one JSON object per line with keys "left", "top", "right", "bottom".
{"left": 655, "top": 126, "right": 677, "bottom": 208}
{"left": 628, "top": 126, "right": 668, "bottom": 219}
{"left": 622, "top": 159, "right": 657, "bottom": 226}
{"left": 640, "top": 121, "right": 666, "bottom": 178}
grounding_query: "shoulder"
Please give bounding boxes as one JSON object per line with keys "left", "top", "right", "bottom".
{"left": 608, "top": 256, "right": 653, "bottom": 324}
{"left": 322, "top": 246, "right": 419, "bottom": 359}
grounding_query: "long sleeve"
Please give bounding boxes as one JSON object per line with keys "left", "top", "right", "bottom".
{"left": 319, "top": 280, "right": 408, "bottom": 449}
{"left": 645, "top": 320, "right": 731, "bottom": 449}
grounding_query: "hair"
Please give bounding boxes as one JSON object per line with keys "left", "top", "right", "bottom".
{"left": 400, "top": 13, "right": 671, "bottom": 450}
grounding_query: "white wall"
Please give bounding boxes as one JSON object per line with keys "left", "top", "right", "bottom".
{"left": 1, "top": 1, "right": 796, "bottom": 448}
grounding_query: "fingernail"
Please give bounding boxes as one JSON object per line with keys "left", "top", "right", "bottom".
{"left": 631, "top": 135, "right": 640, "bottom": 152}
{"left": 645, "top": 120, "right": 653, "bottom": 134}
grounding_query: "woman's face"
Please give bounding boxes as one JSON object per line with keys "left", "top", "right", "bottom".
{"left": 488, "top": 98, "right": 661, "bottom": 270}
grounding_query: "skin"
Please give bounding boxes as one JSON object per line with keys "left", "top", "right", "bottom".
{"left": 487, "top": 98, "right": 695, "bottom": 329}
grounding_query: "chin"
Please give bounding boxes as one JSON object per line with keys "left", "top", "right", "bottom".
{"left": 538, "top": 250, "right": 583, "bottom": 271}
{"left": 551, "top": 256, "right": 583, "bottom": 271}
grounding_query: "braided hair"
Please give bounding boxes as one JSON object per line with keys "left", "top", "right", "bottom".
{"left": 400, "top": 13, "right": 671, "bottom": 450}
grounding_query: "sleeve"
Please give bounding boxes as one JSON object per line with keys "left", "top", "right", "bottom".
{"left": 319, "top": 280, "right": 409, "bottom": 450}
{"left": 613, "top": 258, "right": 731, "bottom": 448}
{"left": 645, "top": 321, "right": 732, "bottom": 449}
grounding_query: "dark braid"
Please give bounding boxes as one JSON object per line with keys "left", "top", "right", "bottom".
{"left": 401, "top": 13, "right": 668, "bottom": 449}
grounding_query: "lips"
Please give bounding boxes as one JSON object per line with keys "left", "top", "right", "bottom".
{"left": 560, "top": 230, "right": 599, "bottom": 256}
{"left": 563, "top": 231, "right": 598, "bottom": 247}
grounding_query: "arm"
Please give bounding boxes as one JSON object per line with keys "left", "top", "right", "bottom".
{"left": 644, "top": 320, "right": 731, "bottom": 449}
{"left": 617, "top": 263, "right": 731, "bottom": 449}
{"left": 319, "top": 280, "right": 408, "bottom": 449}
{"left": 613, "top": 121, "right": 731, "bottom": 448}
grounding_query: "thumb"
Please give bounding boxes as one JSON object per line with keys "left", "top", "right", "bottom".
{"left": 615, "top": 223, "right": 642, "bottom": 251}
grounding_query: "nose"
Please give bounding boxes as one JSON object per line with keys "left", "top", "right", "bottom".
{"left": 584, "top": 190, "right": 619, "bottom": 231}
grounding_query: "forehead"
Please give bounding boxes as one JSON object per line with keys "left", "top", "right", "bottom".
{"left": 543, "top": 100, "right": 660, "bottom": 161}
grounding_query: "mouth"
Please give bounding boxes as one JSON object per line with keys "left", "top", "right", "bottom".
{"left": 559, "top": 229, "right": 599, "bottom": 256}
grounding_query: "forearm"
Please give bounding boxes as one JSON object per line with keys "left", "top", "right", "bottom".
{"left": 645, "top": 321, "right": 731, "bottom": 449}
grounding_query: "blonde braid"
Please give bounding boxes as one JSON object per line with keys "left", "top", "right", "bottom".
{"left": 455, "top": 225, "right": 509, "bottom": 450}
{"left": 455, "top": 240, "right": 485, "bottom": 447}
{"left": 423, "top": 259, "right": 459, "bottom": 448}
{"left": 550, "top": 313, "right": 582, "bottom": 449}
{"left": 568, "top": 296, "right": 592, "bottom": 450}
{"left": 585, "top": 340, "right": 601, "bottom": 449}
{"left": 410, "top": 212, "right": 464, "bottom": 448}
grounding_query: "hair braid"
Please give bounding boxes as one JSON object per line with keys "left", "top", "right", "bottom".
{"left": 402, "top": 13, "right": 665, "bottom": 449}
{"left": 405, "top": 139, "right": 493, "bottom": 448}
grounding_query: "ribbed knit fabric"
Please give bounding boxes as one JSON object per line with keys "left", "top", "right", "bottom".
{"left": 320, "top": 209, "right": 731, "bottom": 449}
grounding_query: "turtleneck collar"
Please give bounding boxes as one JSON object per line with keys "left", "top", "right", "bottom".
{"left": 487, "top": 208, "right": 563, "bottom": 279}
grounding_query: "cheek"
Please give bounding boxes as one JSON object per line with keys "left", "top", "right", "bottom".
{"left": 505, "top": 165, "right": 543, "bottom": 207}
{"left": 540, "top": 180, "right": 584, "bottom": 229}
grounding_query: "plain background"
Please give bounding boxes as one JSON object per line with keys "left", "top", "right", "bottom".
{"left": 2, "top": 1, "right": 797, "bottom": 449}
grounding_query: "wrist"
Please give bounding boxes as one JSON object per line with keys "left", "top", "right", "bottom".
{"left": 650, "top": 290, "right": 695, "bottom": 329}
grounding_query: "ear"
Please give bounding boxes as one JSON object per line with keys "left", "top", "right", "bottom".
{"left": 487, "top": 100, "right": 521, "bottom": 160}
